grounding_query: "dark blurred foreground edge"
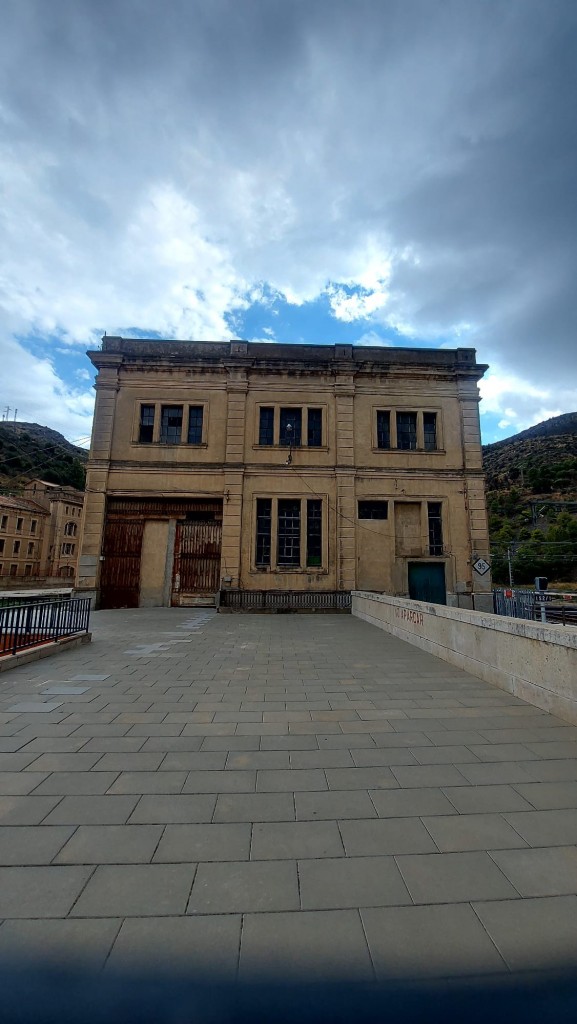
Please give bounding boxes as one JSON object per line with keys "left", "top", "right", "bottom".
{"left": 2, "top": 968, "right": 577, "bottom": 1023}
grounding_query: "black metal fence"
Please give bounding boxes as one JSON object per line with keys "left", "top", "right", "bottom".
{"left": 0, "top": 598, "right": 91, "bottom": 656}
{"left": 493, "top": 588, "right": 577, "bottom": 626}
{"left": 219, "top": 590, "right": 351, "bottom": 613}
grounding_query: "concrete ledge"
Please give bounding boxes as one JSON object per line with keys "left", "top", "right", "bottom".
{"left": 0, "top": 632, "right": 92, "bottom": 674}
{"left": 352, "top": 591, "right": 577, "bottom": 725}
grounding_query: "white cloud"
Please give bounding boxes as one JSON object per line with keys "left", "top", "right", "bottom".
{"left": 479, "top": 365, "right": 576, "bottom": 433}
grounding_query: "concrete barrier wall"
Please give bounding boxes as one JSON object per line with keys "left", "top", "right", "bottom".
{"left": 352, "top": 591, "right": 577, "bottom": 725}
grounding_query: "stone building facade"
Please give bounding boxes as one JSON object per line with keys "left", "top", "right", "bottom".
{"left": 0, "top": 481, "right": 84, "bottom": 585}
{"left": 77, "top": 338, "right": 491, "bottom": 609}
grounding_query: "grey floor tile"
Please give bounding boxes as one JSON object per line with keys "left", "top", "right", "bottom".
{"left": 521, "top": 759, "right": 577, "bottom": 782}
{"left": 33, "top": 772, "right": 120, "bottom": 795}
{"left": 251, "top": 821, "right": 344, "bottom": 860}
{"left": 154, "top": 823, "right": 251, "bottom": 862}
{"left": 490, "top": 845, "right": 577, "bottom": 896}
{"left": 0, "top": 772, "right": 48, "bottom": 795}
{"left": 443, "top": 785, "right": 534, "bottom": 814}
{"left": 55, "top": 824, "right": 164, "bottom": 863}
{"left": 391, "top": 765, "right": 468, "bottom": 788}
{"left": 362, "top": 903, "right": 507, "bottom": 979}
{"left": 25, "top": 753, "right": 103, "bottom": 772}
{"left": 71, "top": 863, "right": 196, "bottom": 916}
{"left": 396, "top": 851, "right": 518, "bottom": 903}
{"left": 408, "top": 746, "right": 479, "bottom": 765}
{"left": 295, "top": 790, "right": 376, "bottom": 821}
{"left": 467, "top": 743, "right": 540, "bottom": 762}
{"left": 162, "top": 752, "right": 227, "bottom": 770}
{"left": 0, "top": 795, "right": 61, "bottom": 825}
{"left": 504, "top": 808, "right": 577, "bottom": 846}
{"left": 473, "top": 896, "right": 577, "bottom": 970}
{"left": 260, "top": 736, "right": 319, "bottom": 750}
{"left": 129, "top": 795, "right": 216, "bottom": 824}
{"left": 339, "top": 817, "right": 438, "bottom": 856}
{"left": 0, "top": 918, "right": 120, "bottom": 969}
{"left": 43, "top": 795, "right": 139, "bottom": 825}
{"left": 240, "top": 909, "right": 373, "bottom": 978}
{"left": 183, "top": 770, "right": 256, "bottom": 793}
{"left": 456, "top": 763, "right": 535, "bottom": 785}
{"left": 349, "top": 749, "right": 418, "bottom": 767}
{"left": 201, "top": 737, "right": 260, "bottom": 751}
{"left": 422, "top": 813, "right": 529, "bottom": 852}
{"left": 298, "top": 855, "right": 410, "bottom": 909}
{"left": 370, "top": 788, "right": 457, "bottom": 818}
{"left": 92, "top": 753, "right": 164, "bottom": 771}
{"left": 107, "top": 915, "right": 241, "bottom": 975}
{"left": 188, "top": 860, "right": 299, "bottom": 913}
{"left": 0, "top": 825, "right": 75, "bottom": 865}
{"left": 512, "top": 781, "right": 577, "bottom": 809}
{"left": 227, "top": 751, "right": 290, "bottom": 770}
{"left": 214, "top": 793, "right": 294, "bottom": 822}
{"left": 325, "top": 767, "right": 397, "bottom": 790}
{"left": 0, "top": 865, "right": 93, "bottom": 917}
{"left": 256, "top": 769, "right": 327, "bottom": 792}
{"left": 108, "top": 771, "right": 187, "bottom": 794}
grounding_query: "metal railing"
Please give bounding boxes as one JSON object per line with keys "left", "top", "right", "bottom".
{"left": 0, "top": 598, "right": 91, "bottom": 656}
{"left": 0, "top": 589, "right": 74, "bottom": 610}
{"left": 493, "top": 588, "right": 577, "bottom": 626}
{"left": 219, "top": 589, "right": 352, "bottom": 613}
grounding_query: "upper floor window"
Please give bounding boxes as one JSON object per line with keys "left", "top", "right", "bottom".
{"left": 13, "top": 540, "right": 20, "bottom": 555}
{"left": 30, "top": 519, "right": 37, "bottom": 534}
{"left": 0, "top": 516, "right": 7, "bottom": 531}
{"left": 428, "top": 502, "right": 444, "bottom": 555}
{"left": 423, "top": 413, "right": 437, "bottom": 451}
{"left": 255, "top": 497, "right": 324, "bottom": 571}
{"left": 139, "top": 404, "right": 155, "bottom": 443}
{"left": 358, "top": 501, "right": 388, "bottom": 520}
{"left": 24, "top": 564, "right": 32, "bottom": 577}
{"left": 160, "top": 405, "right": 183, "bottom": 444}
{"left": 376, "top": 411, "right": 391, "bottom": 450}
{"left": 0, "top": 540, "right": 4, "bottom": 554}
{"left": 396, "top": 412, "right": 418, "bottom": 451}
{"left": 64, "top": 521, "right": 77, "bottom": 537}
{"left": 16, "top": 517, "right": 23, "bottom": 533}
{"left": 27, "top": 542, "right": 34, "bottom": 555}
{"left": 61, "top": 542, "right": 75, "bottom": 556}
{"left": 258, "top": 406, "right": 323, "bottom": 448}
{"left": 187, "top": 406, "right": 204, "bottom": 445}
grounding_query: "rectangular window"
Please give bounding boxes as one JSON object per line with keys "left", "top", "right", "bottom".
{"left": 31, "top": 519, "right": 37, "bottom": 534}
{"left": 259, "top": 407, "right": 275, "bottom": 446}
{"left": 16, "top": 517, "right": 23, "bottom": 532}
{"left": 423, "top": 412, "right": 438, "bottom": 451}
{"left": 187, "top": 406, "right": 204, "bottom": 444}
{"left": 377, "top": 411, "right": 391, "bottom": 450}
{"left": 0, "top": 516, "right": 7, "bottom": 530}
{"left": 307, "top": 409, "right": 323, "bottom": 447}
{"left": 0, "top": 540, "right": 4, "bottom": 554}
{"left": 139, "top": 404, "right": 155, "bottom": 443}
{"left": 358, "top": 501, "right": 388, "bottom": 520}
{"left": 27, "top": 542, "right": 34, "bottom": 555}
{"left": 255, "top": 498, "right": 272, "bottom": 566}
{"left": 10, "top": 564, "right": 17, "bottom": 577}
{"left": 277, "top": 499, "right": 301, "bottom": 566}
{"left": 279, "top": 408, "right": 302, "bottom": 447}
{"left": 160, "top": 405, "right": 183, "bottom": 444}
{"left": 306, "top": 500, "right": 322, "bottom": 566}
{"left": 428, "top": 502, "right": 444, "bottom": 555}
{"left": 24, "top": 564, "right": 32, "bottom": 577}
{"left": 396, "top": 412, "right": 417, "bottom": 451}
{"left": 13, "top": 540, "right": 20, "bottom": 555}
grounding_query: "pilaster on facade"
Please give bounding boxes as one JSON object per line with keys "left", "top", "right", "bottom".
{"left": 334, "top": 373, "right": 355, "bottom": 468}
{"left": 335, "top": 470, "right": 357, "bottom": 591}
{"left": 221, "top": 470, "right": 244, "bottom": 587}
{"left": 77, "top": 471, "right": 107, "bottom": 592}
{"left": 225, "top": 369, "right": 249, "bottom": 464}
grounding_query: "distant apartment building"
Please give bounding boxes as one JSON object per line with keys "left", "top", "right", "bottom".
{"left": 77, "top": 338, "right": 491, "bottom": 610}
{"left": 0, "top": 480, "right": 84, "bottom": 584}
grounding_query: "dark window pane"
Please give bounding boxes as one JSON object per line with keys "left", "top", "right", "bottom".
{"left": 428, "top": 501, "right": 443, "bottom": 555}
{"left": 307, "top": 409, "right": 322, "bottom": 447}
{"left": 139, "top": 404, "right": 155, "bottom": 443}
{"left": 377, "top": 411, "right": 390, "bottom": 450}
{"left": 396, "top": 412, "right": 417, "bottom": 450}
{"left": 160, "top": 405, "right": 183, "bottom": 444}
{"left": 187, "top": 406, "right": 204, "bottom": 444}
{"left": 259, "top": 407, "right": 274, "bottom": 446}
{"left": 306, "top": 499, "right": 322, "bottom": 566}
{"left": 279, "top": 408, "right": 302, "bottom": 446}
{"left": 277, "top": 499, "right": 301, "bottom": 566}
{"left": 423, "top": 412, "right": 438, "bottom": 451}
{"left": 358, "top": 501, "right": 388, "bottom": 520}
{"left": 256, "top": 498, "right": 272, "bottom": 567}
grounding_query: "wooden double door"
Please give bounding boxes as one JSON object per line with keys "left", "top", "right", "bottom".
{"left": 171, "top": 519, "right": 222, "bottom": 604}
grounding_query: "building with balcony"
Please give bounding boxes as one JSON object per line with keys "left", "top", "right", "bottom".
{"left": 77, "top": 338, "right": 491, "bottom": 609}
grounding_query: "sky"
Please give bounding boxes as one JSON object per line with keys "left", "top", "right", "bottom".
{"left": 1, "top": 0, "right": 576, "bottom": 447}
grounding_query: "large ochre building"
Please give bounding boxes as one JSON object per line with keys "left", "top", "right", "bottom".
{"left": 77, "top": 338, "right": 491, "bottom": 609}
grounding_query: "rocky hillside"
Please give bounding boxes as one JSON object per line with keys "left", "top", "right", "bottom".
{"left": 0, "top": 422, "right": 88, "bottom": 491}
{"left": 483, "top": 413, "right": 577, "bottom": 584}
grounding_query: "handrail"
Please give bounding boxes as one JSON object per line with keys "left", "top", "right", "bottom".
{"left": 0, "top": 598, "right": 91, "bottom": 656}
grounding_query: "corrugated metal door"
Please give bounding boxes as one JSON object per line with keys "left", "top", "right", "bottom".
{"left": 100, "top": 520, "right": 144, "bottom": 609}
{"left": 172, "top": 520, "right": 222, "bottom": 600}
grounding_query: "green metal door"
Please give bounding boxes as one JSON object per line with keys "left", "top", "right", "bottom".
{"left": 408, "top": 562, "right": 446, "bottom": 605}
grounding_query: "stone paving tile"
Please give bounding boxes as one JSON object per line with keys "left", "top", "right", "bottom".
{"left": 0, "top": 865, "right": 93, "bottom": 917}
{"left": 0, "top": 825, "right": 75, "bottom": 864}
{"left": 239, "top": 909, "right": 374, "bottom": 978}
{"left": 129, "top": 795, "right": 216, "bottom": 824}
{"left": 512, "top": 781, "right": 577, "bottom": 809}
{"left": 214, "top": 793, "right": 295, "bottom": 823}
{"left": 421, "top": 813, "right": 529, "bottom": 852}
{"left": 369, "top": 788, "right": 456, "bottom": 818}
{"left": 521, "top": 759, "right": 577, "bottom": 782}
{"left": 442, "top": 785, "right": 534, "bottom": 814}
{"left": 489, "top": 846, "right": 577, "bottom": 896}
{"left": 154, "top": 823, "right": 251, "bottom": 863}
{"left": 43, "top": 795, "right": 139, "bottom": 825}
{"left": 396, "top": 851, "right": 519, "bottom": 903}
{"left": 362, "top": 904, "right": 507, "bottom": 978}
{"left": 24, "top": 753, "right": 103, "bottom": 772}
{"left": 251, "top": 821, "right": 344, "bottom": 860}
{"left": 408, "top": 746, "right": 480, "bottom": 765}
{"left": 0, "top": 795, "right": 62, "bottom": 825}
{"left": 0, "top": 918, "right": 120, "bottom": 969}
{"left": 91, "top": 753, "right": 164, "bottom": 772}
{"left": 298, "top": 855, "right": 411, "bottom": 909}
{"left": 256, "top": 769, "right": 327, "bottom": 792}
{"left": 504, "top": 808, "right": 577, "bottom": 846}
{"left": 338, "top": 818, "right": 438, "bottom": 856}
{"left": 72, "top": 863, "right": 196, "bottom": 916}
{"left": 33, "top": 772, "right": 120, "bottom": 795}
{"left": 107, "top": 915, "right": 241, "bottom": 974}
{"left": 0, "top": 772, "right": 48, "bottom": 795}
{"left": 456, "top": 762, "right": 536, "bottom": 786}
{"left": 56, "top": 825, "right": 164, "bottom": 864}
{"left": 107, "top": 771, "right": 187, "bottom": 795}
{"left": 472, "top": 896, "right": 577, "bottom": 971}
{"left": 295, "top": 790, "right": 377, "bottom": 821}
{"left": 227, "top": 751, "right": 290, "bottom": 770}
{"left": 188, "top": 860, "right": 299, "bottom": 914}
{"left": 183, "top": 770, "right": 256, "bottom": 793}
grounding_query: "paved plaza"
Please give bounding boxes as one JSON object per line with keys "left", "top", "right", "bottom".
{"left": 1, "top": 608, "right": 577, "bottom": 980}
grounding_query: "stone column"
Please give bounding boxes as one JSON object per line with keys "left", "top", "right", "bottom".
{"left": 221, "top": 368, "right": 248, "bottom": 588}
{"left": 334, "top": 373, "right": 357, "bottom": 591}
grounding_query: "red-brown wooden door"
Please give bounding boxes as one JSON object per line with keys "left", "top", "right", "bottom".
{"left": 99, "top": 519, "right": 144, "bottom": 609}
{"left": 172, "top": 520, "right": 222, "bottom": 602}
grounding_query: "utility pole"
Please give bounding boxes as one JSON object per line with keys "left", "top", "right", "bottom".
{"left": 507, "top": 545, "right": 514, "bottom": 588}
